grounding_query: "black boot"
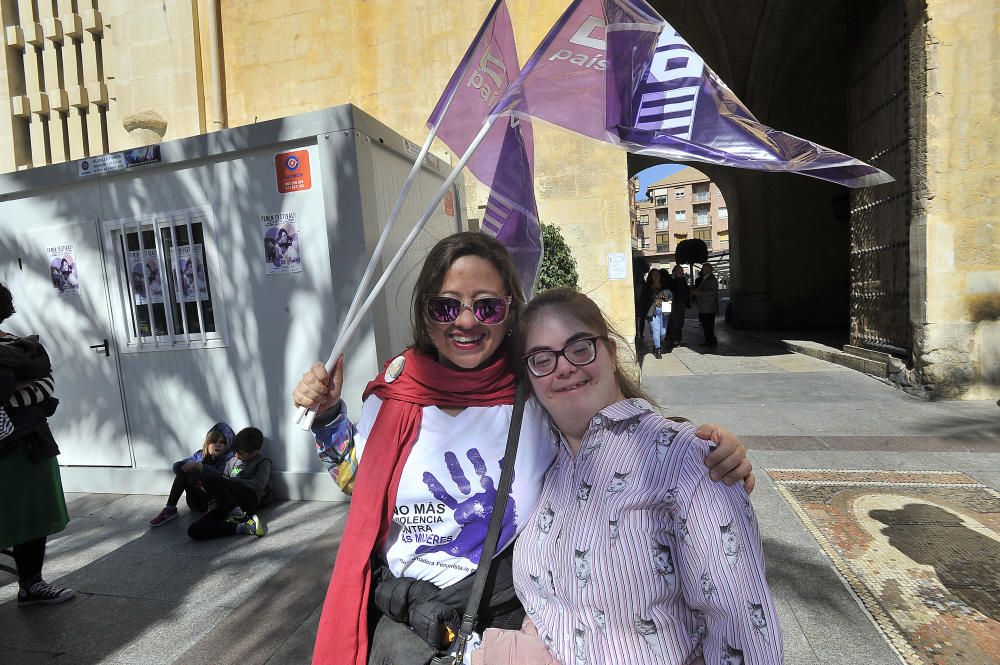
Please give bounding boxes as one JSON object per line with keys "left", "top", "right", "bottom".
{"left": 654, "top": 347, "right": 662, "bottom": 359}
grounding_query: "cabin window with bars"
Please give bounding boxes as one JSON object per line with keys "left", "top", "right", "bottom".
{"left": 109, "top": 211, "right": 222, "bottom": 349}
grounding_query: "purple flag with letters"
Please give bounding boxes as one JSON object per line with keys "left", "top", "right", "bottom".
{"left": 428, "top": 0, "right": 543, "bottom": 294}
{"left": 492, "top": 0, "right": 892, "bottom": 188}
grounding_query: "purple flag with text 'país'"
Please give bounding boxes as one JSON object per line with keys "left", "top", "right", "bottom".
{"left": 428, "top": 0, "right": 543, "bottom": 294}
{"left": 492, "top": 0, "right": 892, "bottom": 188}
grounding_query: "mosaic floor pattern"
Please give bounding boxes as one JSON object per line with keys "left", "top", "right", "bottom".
{"left": 770, "top": 469, "right": 1000, "bottom": 665}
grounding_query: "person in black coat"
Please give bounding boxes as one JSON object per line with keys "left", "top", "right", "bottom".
{"left": 0, "top": 282, "right": 74, "bottom": 606}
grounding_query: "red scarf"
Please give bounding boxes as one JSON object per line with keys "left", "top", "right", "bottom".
{"left": 312, "top": 348, "right": 517, "bottom": 665}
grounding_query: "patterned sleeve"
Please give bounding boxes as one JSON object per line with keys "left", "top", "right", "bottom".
{"left": 311, "top": 399, "right": 361, "bottom": 495}
{"left": 7, "top": 376, "right": 55, "bottom": 407}
{"left": 674, "top": 464, "right": 783, "bottom": 664}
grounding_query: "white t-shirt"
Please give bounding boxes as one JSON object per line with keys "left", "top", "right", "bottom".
{"left": 354, "top": 395, "right": 556, "bottom": 587}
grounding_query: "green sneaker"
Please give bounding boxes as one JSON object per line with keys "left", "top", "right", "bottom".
{"left": 243, "top": 514, "right": 268, "bottom": 537}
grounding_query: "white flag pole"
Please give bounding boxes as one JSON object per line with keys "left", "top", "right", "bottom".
{"left": 297, "top": 117, "right": 498, "bottom": 430}
{"left": 293, "top": 87, "right": 462, "bottom": 427}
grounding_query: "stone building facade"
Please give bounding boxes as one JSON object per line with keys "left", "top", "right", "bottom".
{"left": 0, "top": 0, "right": 996, "bottom": 399}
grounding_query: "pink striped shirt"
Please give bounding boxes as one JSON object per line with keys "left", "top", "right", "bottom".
{"left": 512, "top": 399, "right": 783, "bottom": 665}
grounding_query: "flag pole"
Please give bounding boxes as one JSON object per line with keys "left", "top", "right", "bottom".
{"left": 293, "top": 87, "right": 463, "bottom": 430}
{"left": 297, "top": 117, "right": 499, "bottom": 429}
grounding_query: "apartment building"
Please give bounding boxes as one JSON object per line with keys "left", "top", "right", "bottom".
{"left": 631, "top": 167, "right": 729, "bottom": 265}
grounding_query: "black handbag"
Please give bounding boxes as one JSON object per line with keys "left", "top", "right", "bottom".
{"left": 429, "top": 379, "right": 529, "bottom": 665}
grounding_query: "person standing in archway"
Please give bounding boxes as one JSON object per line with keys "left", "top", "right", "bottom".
{"left": 693, "top": 263, "right": 719, "bottom": 347}
{"left": 667, "top": 264, "right": 690, "bottom": 348}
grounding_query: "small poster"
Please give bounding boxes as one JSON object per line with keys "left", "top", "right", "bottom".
{"left": 607, "top": 252, "right": 627, "bottom": 280}
{"left": 47, "top": 244, "right": 80, "bottom": 296}
{"left": 127, "top": 249, "right": 165, "bottom": 304}
{"left": 262, "top": 212, "right": 303, "bottom": 274}
{"left": 274, "top": 150, "right": 312, "bottom": 193}
{"left": 174, "top": 244, "right": 209, "bottom": 302}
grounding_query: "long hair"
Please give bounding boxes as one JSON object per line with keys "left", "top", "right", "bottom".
{"left": 514, "top": 287, "right": 652, "bottom": 403}
{"left": 201, "top": 429, "right": 227, "bottom": 459}
{"left": 410, "top": 232, "right": 525, "bottom": 356}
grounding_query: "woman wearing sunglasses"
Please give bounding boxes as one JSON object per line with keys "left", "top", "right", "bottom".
{"left": 293, "top": 232, "right": 753, "bottom": 665}
{"left": 472, "top": 287, "right": 782, "bottom": 665}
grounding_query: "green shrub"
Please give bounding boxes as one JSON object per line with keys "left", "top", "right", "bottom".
{"left": 535, "top": 222, "right": 579, "bottom": 292}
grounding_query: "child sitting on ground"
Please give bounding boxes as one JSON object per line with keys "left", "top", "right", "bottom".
{"left": 187, "top": 427, "right": 273, "bottom": 540}
{"left": 149, "top": 422, "right": 234, "bottom": 527}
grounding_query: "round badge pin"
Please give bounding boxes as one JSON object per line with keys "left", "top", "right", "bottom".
{"left": 384, "top": 355, "right": 405, "bottom": 383}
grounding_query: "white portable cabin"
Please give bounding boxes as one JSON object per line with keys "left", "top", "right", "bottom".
{"left": 0, "top": 105, "right": 463, "bottom": 500}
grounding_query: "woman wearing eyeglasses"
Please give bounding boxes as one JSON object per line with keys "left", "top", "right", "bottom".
{"left": 293, "top": 233, "right": 753, "bottom": 665}
{"left": 473, "top": 287, "right": 782, "bottom": 665}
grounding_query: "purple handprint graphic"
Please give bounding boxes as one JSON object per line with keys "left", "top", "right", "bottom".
{"left": 418, "top": 448, "right": 517, "bottom": 564}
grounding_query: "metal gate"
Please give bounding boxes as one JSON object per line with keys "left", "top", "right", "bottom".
{"left": 847, "top": 0, "right": 912, "bottom": 356}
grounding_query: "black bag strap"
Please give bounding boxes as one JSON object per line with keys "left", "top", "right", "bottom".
{"left": 446, "top": 378, "right": 529, "bottom": 660}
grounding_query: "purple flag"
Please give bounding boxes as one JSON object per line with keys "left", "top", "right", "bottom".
{"left": 493, "top": 0, "right": 892, "bottom": 188}
{"left": 428, "top": 0, "right": 543, "bottom": 293}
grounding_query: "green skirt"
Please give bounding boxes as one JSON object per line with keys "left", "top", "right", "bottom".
{"left": 0, "top": 446, "right": 70, "bottom": 550}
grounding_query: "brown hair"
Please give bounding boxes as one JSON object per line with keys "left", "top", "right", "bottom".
{"left": 514, "top": 287, "right": 653, "bottom": 403}
{"left": 201, "top": 429, "right": 227, "bottom": 458}
{"left": 410, "top": 232, "right": 525, "bottom": 356}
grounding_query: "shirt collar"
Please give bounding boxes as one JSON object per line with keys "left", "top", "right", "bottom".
{"left": 596, "top": 398, "right": 655, "bottom": 424}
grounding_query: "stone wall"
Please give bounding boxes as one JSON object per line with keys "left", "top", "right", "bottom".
{"left": 911, "top": 0, "right": 1000, "bottom": 399}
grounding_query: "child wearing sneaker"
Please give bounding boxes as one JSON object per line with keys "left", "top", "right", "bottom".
{"left": 187, "top": 427, "right": 273, "bottom": 540}
{"left": 149, "top": 422, "right": 235, "bottom": 527}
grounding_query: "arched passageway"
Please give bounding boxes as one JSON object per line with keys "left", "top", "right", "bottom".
{"left": 630, "top": 0, "right": 913, "bottom": 348}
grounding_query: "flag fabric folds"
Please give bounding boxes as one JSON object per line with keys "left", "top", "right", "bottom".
{"left": 428, "top": 0, "right": 543, "bottom": 294}
{"left": 493, "top": 0, "right": 893, "bottom": 188}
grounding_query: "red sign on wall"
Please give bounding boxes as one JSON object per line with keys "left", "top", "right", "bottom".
{"left": 275, "top": 150, "right": 312, "bottom": 193}
{"left": 443, "top": 190, "right": 455, "bottom": 217}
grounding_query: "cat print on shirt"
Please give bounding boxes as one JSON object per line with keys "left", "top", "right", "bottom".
{"left": 663, "top": 487, "right": 679, "bottom": 512}
{"left": 574, "top": 549, "right": 593, "bottom": 590}
{"left": 720, "top": 641, "right": 745, "bottom": 665}
{"left": 530, "top": 573, "right": 549, "bottom": 611}
{"left": 677, "top": 516, "right": 692, "bottom": 546}
{"left": 608, "top": 519, "right": 620, "bottom": 545}
{"left": 655, "top": 427, "right": 677, "bottom": 462}
{"left": 627, "top": 419, "right": 639, "bottom": 435}
{"left": 720, "top": 520, "right": 741, "bottom": 565}
{"left": 577, "top": 481, "right": 593, "bottom": 507}
{"left": 633, "top": 615, "right": 664, "bottom": 657}
{"left": 691, "top": 609, "right": 708, "bottom": 645}
{"left": 546, "top": 569, "right": 557, "bottom": 597}
{"left": 607, "top": 471, "right": 630, "bottom": 495}
{"left": 536, "top": 504, "right": 555, "bottom": 544}
{"left": 701, "top": 571, "right": 717, "bottom": 601}
{"left": 651, "top": 537, "right": 676, "bottom": 590}
{"left": 744, "top": 496, "right": 754, "bottom": 523}
{"left": 748, "top": 600, "right": 769, "bottom": 639}
{"left": 580, "top": 435, "right": 602, "bottom": 460}
{"left": 544, "top": 633, "right": 554, "bottom": 651}
{"left": 594, "top": 608, "right": 607, "bottom": 634}
{"left": 573, "top": 628, "right": 590, "bottom": 665}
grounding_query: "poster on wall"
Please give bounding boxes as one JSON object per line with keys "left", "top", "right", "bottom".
{"left": 127, "top": 249, "right": 165, "bottom": 304}
{"left": 46, "top": 245, "right": 80, "bottom": 296}
{"left": 261, "top": 211, "right": 303, "bottom": 274}
{"left": 173, "top": 244, "right": 209, "bottom": 302}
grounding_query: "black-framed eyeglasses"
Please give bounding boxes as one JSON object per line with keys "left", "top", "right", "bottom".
{"left": 424, "top": 295, "right": 512, "bottom": 326}
{"left": 522, "top": 335, "right": 608, "bottom": 377}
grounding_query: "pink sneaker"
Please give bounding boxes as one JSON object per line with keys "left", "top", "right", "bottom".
{"left": 149, "top": 506, "right": 178, "bottom": 527}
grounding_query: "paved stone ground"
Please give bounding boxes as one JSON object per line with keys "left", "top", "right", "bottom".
{"left": 1, "top": 316, "right": 997, "bottom": 664}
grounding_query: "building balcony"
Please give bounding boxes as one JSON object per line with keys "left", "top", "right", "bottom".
{"left": 694, "top": 216, "right": 711, "bottom": 226}
{"left": 692, "top": 192, "right": 710, "bottom": 203}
